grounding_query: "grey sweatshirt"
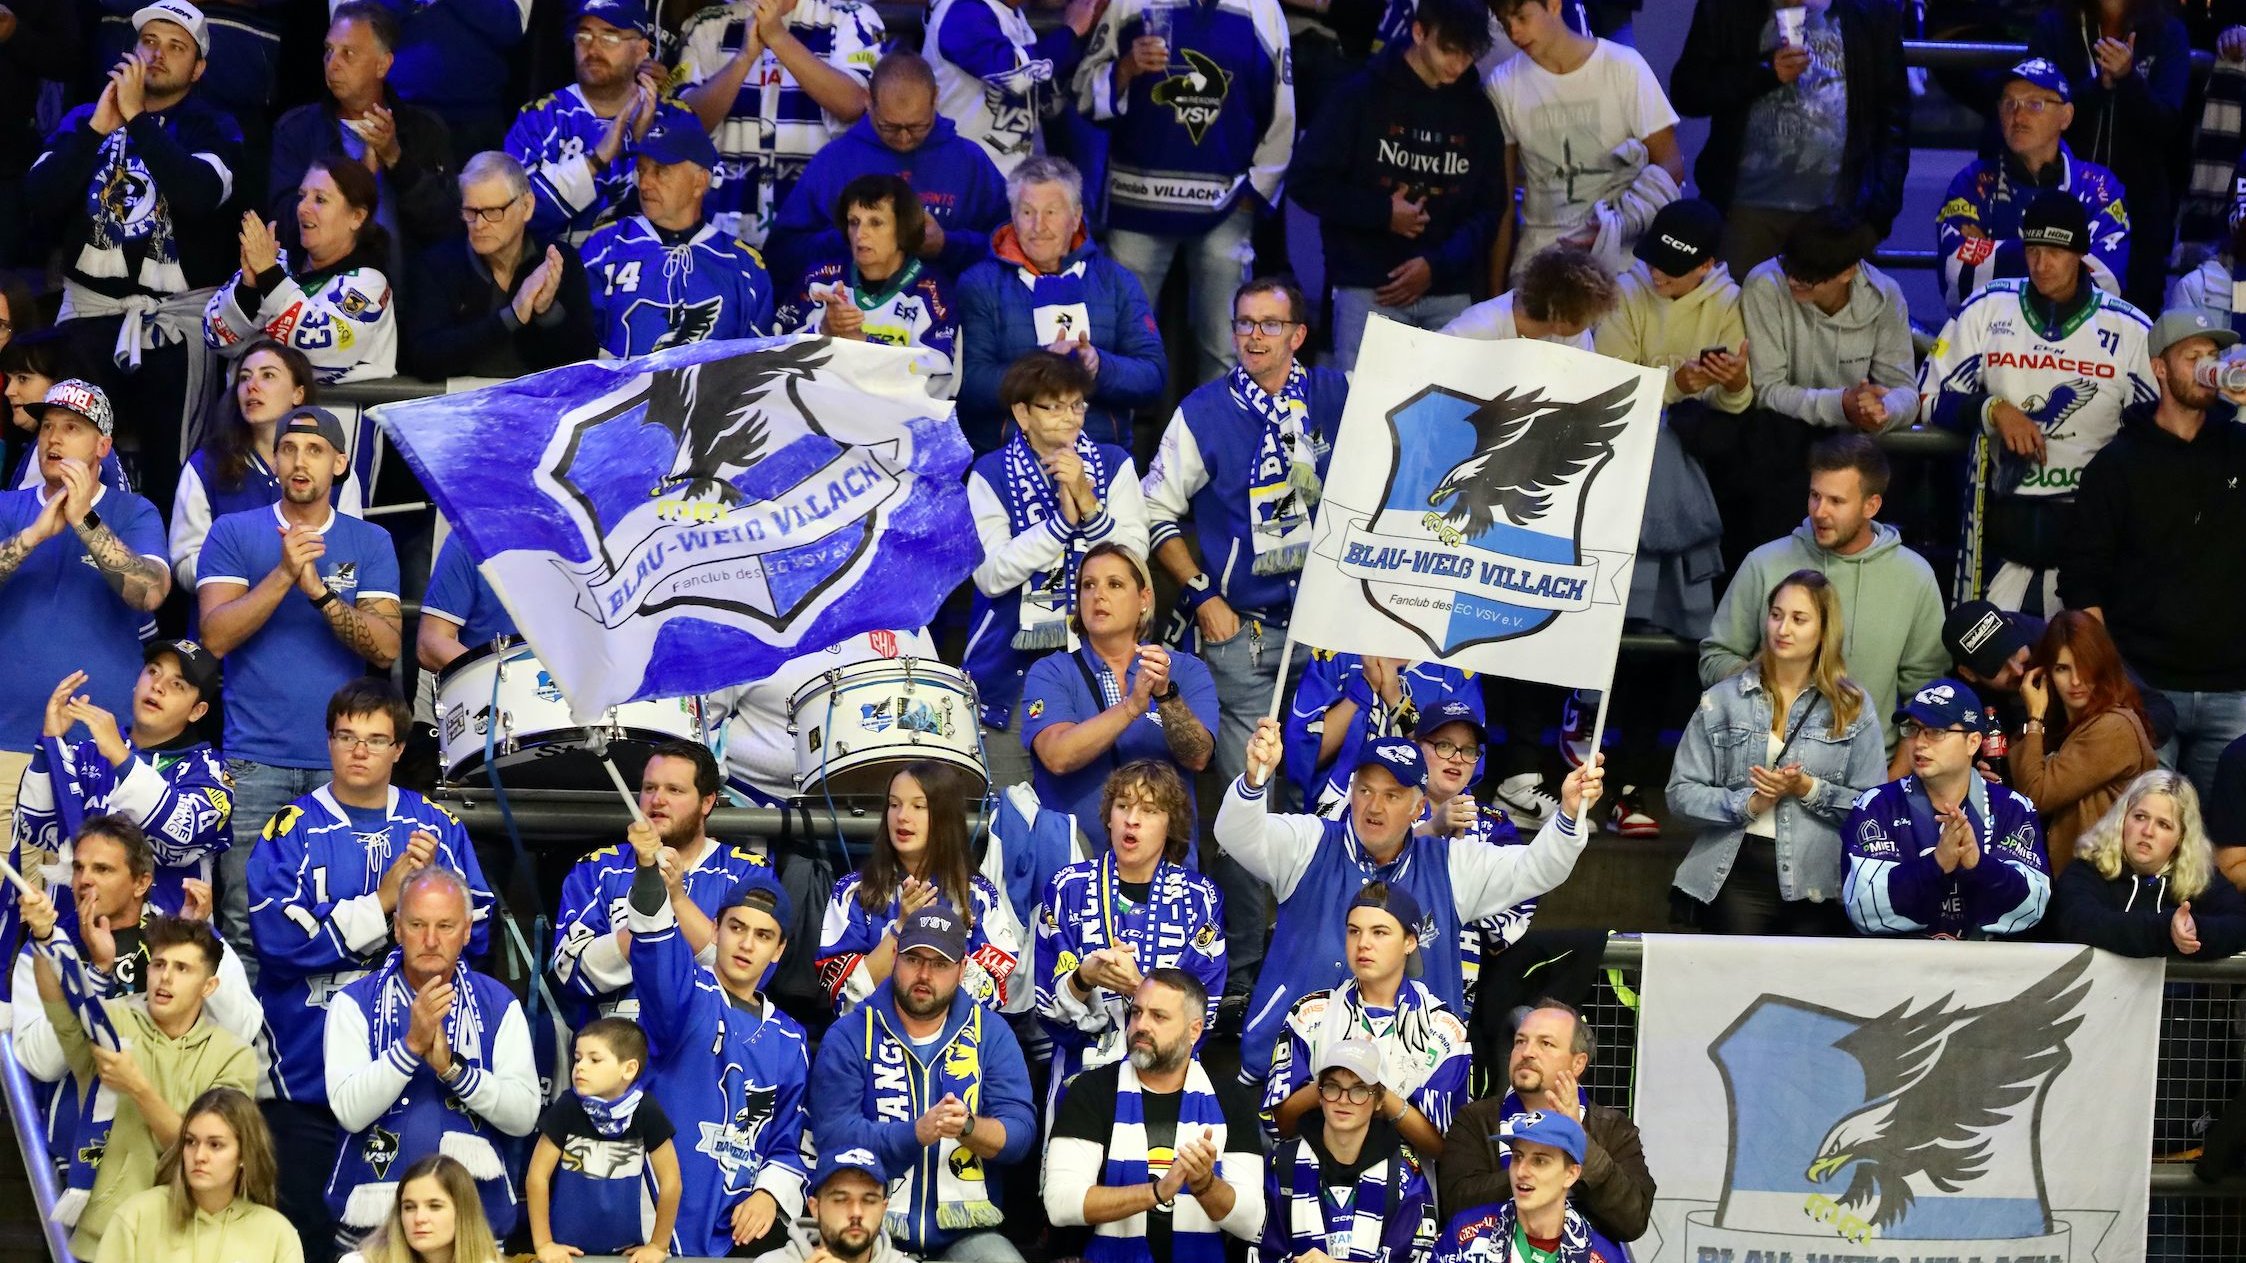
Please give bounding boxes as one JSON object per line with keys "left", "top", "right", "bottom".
{"left": 1740, "top": 258, "right": 1921, "bottom": 430}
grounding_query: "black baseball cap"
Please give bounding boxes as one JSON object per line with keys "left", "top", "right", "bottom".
{"left": 1634, "top": 198, "right": 1723, "bottom": 277}
{"left": 897, "top": 902, "right": 968, "bottom": 963}
{"left": 277, "top": 406, "right": 349, "bottom": 455}
{"left": 2019, "top": 190, "right": 2091, "bottom": 255}
{"left": 1942, "top": 601, "right": 2036, "bottom": 681}
{"left": 145, "top": 639, "right": 220, "bottom": 703}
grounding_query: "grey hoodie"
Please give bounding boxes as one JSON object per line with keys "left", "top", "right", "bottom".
{"left": 1698, "top": 520, "right": 1950, "bottom": 753}
{"left": 1740, "top": 258, "right": 1921, "bottom": 431}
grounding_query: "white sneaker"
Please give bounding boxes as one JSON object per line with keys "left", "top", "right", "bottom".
{"left": 1494, "top": 773, "right": 1559, "bottom": 825}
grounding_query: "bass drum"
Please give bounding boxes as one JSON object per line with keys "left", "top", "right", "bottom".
{"left": 788, "top": 657, "right": 988, "bottom": 798}
{"left": 437, "top": 640, "right": 704, "bottom": 789}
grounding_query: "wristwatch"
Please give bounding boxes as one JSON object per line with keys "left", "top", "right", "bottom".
{"left": 1152, "top": 682, "right": 1180, "bottom": 702}
{"left": 961, "top": 1111, "right": 979, "bottom": 1144}
{"left": 77, "top": 508, "right": 102, "bottom": 533}
{"left": 311, "top": 588, "right": 338, "bottom": 609}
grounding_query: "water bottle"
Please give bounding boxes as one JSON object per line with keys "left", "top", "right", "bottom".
{"left": 2193, "top": 358, "right": 2246, "bottom": 393}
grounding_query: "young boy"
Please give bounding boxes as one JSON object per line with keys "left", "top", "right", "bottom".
{"left": 529, "top": 1017, "right": 683, "bottom": 1263}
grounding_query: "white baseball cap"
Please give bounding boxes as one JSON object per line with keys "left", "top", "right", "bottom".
{"left": 132, "top": 1, "right": 210, "bottom": 56}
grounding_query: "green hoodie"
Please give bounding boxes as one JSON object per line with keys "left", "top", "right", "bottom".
{"left": 1697, "top": 520, "right": 1950, "bottom": 753}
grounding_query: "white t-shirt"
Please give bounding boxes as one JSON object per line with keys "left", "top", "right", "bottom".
{"left": 1485, "top": 39, "right": 1679, "bottom": 257}
{"left": 1745, "top": 730, "right": 1783, "bottom": 840}
{"left": 1439, "top": 291, "right": 1596, "bottom": 351}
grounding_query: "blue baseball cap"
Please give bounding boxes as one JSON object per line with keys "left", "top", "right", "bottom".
{"left": 1353, "top": 737, "right": 1428, "bottom": 791}
{"left": 810, "top": 1146, "right": 889, "bottom": 1194}
{"left": 1501, "top": 1110, "right": 1587, "bottom": 1164}
{"left": 897, "top": 901, "right": 968, "bottom": 963}
{"left": 717, "top": 868, "right": 792, "bottom": 929}
{"left": 2005, "top": 57, "right": 2070, "bottom": 104}
{"left": 577, "top": 0, "right": 653, "bottom": 37}
{"left": 1414, "top": 699, "right": 1486, "bottom": 744}
{"left": 1896, "top": 679, "right": 1987, "bottom": 735}
{"left": 638, "top": 117, "right": 719, "bottom": 170}
{"left": 1348, "top": 881, "right": 1426, "bottom": 940}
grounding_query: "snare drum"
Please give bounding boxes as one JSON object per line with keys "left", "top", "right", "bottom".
{"left": 788, "top": 658, "right": 987, "bottom": 796}
{"left": 437, "top": 640, "right": 704, "bottom": 789}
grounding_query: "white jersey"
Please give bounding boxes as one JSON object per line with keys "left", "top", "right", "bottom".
{"left": 706, "top": 627, "right": 938, "bottom": 803}
{"left": 1920, "top": 277, "right": 2156, "bottom": 499}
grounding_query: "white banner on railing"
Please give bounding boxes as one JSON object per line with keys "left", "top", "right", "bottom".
{"left": 1637, "top": 935, "right": 2161, "bottom": 1263}
{"left": 1289, "top": 317, "right": 1665, "bottom": 688}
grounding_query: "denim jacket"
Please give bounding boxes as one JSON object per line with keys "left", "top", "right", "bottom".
{"left": 1667, "top": 665, "right": 1888, "bottom": 903}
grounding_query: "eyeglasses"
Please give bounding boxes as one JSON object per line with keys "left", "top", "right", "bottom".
{"left": 872, "top": 119, "right": 934, "bottom": 141}
{"left": 1902, "top": 722, "right": 1971, "bottom": 744}
{"left": 1318, "top": 1080, "right": 1378, "bottom": 1104}
{"left": 460, "top": 199, "right": 522, "bottom": 225}
{"left": 573, "top": 28, "right": 642, "bottom": 48}
{"left": 1998, "top": 97, "right": 2061, "bottom": 117}
{"left": 330, "top": 732, "right": 399, "bottom": 752}
{"left": 1030, "top": 399, "right": 1089, "bottom": 417}
{"left": 1425, "top": 739, "right": 1482, "bottom": 763}
{"left": 1232, "top": 318, "right": 1297, "bottom": 338}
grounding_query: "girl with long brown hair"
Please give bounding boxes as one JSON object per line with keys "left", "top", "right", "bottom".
{"left": 339, "top": 1155, "right": 503, "bottom": 1263}
{"left": 95, "top": 1087, "right": 297, "bottom": 1262}
{"left": 2015, "top": 610, "right": 2158, "bottom": 869}
{"left": 1668, "top": 570, "right": 1889, "bottom": 934}
{"left": 815, "top": 760, "right": 1024, "bottom": 1013}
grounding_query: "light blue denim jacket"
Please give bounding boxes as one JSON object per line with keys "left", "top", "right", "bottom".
{"left": 1667, "top": 665, "right": 1888, "bottom": 904}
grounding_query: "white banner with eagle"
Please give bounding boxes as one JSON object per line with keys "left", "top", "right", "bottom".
{"left": 1637, "top": 935, "right": 2161, "bottom": 1263}
{"left": 1290, "top": 316, "right": 1666, "bottom": 686}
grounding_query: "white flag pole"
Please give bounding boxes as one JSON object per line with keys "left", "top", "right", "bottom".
{"left": 1249, "top": 623, "right": 1301, "bottom": 787}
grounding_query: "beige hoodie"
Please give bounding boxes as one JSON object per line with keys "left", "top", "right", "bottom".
{"left": 1594, "top": 259, "right": 1754, "bottom": 413}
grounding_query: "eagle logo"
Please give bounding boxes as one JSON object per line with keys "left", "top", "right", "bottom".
{"left": 2020, "top": 377, "right": 2093, "bottom": 438}
{"left": 1150, "top": 49, "right": 1233, "bottom": 144}
{"left": 1340, "top": 375, "right": 1642, "bottom": 656}
{"left": 1708, "top": 950, "right": 2091, "bottom": 1244}
{"left": 363, "top": 1125, "right": 400, "bottom": 1179}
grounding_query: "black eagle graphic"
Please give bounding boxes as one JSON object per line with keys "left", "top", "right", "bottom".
{"left": 1420, "top": 379, "right": 1636, "bottom": 548}
{"left": 735, "top": 1084, "right": 779, "bottom": 1135}
{"left": 1803, "top": 949, "right": 2091, "bottom": 1231}
{"left": 638, "top": 339, "right": 832, "bottom": 504}
{"left": 653, "top": 297, "right": 725, "bottom": 352}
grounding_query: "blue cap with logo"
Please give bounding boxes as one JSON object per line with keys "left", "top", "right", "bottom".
{"left": 577, "top": 0, "right": 654, "bottom": 37}
{"left": 1500, "top": 1110, "right": 1587, "bottom": 1164}
{"left": 639, "top": 117, "right": 719, "bottom": 170}
{"left": 1352, "top": 737, "right": 1428, "bottom": 791}
{"left": 2005, "top": 57, "right": 2071, "bottom": 104}
{"left": 897, "top": 901, "right": 968, "bottom": 963}
{"left": 1896, "top": 679, "right": 1987, "bottom": 734}
{"left": 1414, "top": 698, "right": 1487, "bottom": 743}
{"left": 810, "top": 1146, "right": 889, "bottom": 1194}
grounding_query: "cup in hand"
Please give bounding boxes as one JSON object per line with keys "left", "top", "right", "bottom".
{"left": 1774, "top": 5, "right": 1807, "bottom": 48}
{"left": 1143, "top": 2, "right": 1173, "bottom": 48}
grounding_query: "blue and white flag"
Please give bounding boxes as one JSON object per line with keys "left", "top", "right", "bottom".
{"left": 1637, "top": 935, "right": 2158, "bottom": 1262}
{"left": 1290, "top": 317, "right": 1665, "bottom": 689}
{"left": 374, "top": 337, "right": 978, "bottom": 718}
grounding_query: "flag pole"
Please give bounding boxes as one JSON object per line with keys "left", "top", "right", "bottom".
{"left": 1249, "top": 623, "right": 1300, "bottom": 787}
{"left": 584, "top": 728, "right": 651, "bottom": 826}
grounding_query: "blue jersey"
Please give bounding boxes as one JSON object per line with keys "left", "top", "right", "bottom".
{"left": 245, "top": 785, "right": 493, "bottom": 1102}
{"left": 169, "top": 446, "right": 362, "bottom": 588}
{"left": 1035, "top": 856, "right": 1224, "bottom": 1087}
{"left": 625, "top": 891, "right": 812, "bottom": 1257}
{"left": 550, "top": 838, "right": 771, "bottom": 1021}
{"left": 195, "top": 504, "right": 400, "bottom": 768}
{"left": 422, "top": 534, "right": 518, "bottom": 648}
{"left": 13, "top": 734, "right": 232, "bottom": 907}
{"left": 0, "top": 487, "right": 167, "bottom": 755}
{"left": 1019, "top": 645, "right": 1220, "bottom": 850}
{"left": 1074, "top": 0, "right": 1294, "bottom": 237}
{"left": 1843, "top": 775, "right": 2050, "bottom": 940}
{"left": 582, "top": 217, "right": 776, "bottom": 358}
{"left": 1262, "top": 977, "right": 1472, "bottom": 1149}
{"left": 505, "top": 85, "right": 706, "bottom": 243}
{"left": 1285, "top": 652, "right": 1482, "bottom": 814}
{"left": 817, "top": 871, "right": 1022, "bottom": 1013}
{"left": 1935, "top": 145, "right": 2130, "bottom": 314}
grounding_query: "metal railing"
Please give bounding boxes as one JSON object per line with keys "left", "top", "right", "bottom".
{"left": 0, "top": 1033, "right": 75, "bottom": 1262}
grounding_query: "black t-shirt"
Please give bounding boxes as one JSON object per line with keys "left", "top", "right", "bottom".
{"left": 1050, "top": 1061, "right": 1263, "bottom": 1261}
{"left": 538, "top": 1091, "right": 677, "bottom": 1181}
{"left": 2209, "top": 734, "right": 2246, "bottom": 849}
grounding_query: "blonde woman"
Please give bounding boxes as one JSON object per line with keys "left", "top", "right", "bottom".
{"left": 95, "top": 1087, "right": 299, "bottom": 1263}
{"left": 2053, "top": 770, "right": 2246, "bottom": 958}
{"left": 1669, "top": 569, "right": 1888, "bottom": 934}
{"left": 339, "top": 1155, "right": 503, "bottom": 1263}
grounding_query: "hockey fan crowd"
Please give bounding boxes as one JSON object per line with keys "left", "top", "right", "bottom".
{"left": 3, "top": 0, "right": 2246, "bottom": 1260}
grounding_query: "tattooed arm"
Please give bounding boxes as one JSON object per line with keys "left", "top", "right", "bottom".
{"left": 0, "top": 496, "right": 66, "bottom": 589}
{"left": 1158, "top": 692, "right": 1215, "bottom": 772}
{"left": 324, "top": 596, "right": 402, "bottom": 669}
{"left": 73, "top": 519, "right": 172, "bottom": 612}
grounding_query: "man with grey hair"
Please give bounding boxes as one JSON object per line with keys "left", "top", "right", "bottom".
{"left": 270, "top": 1, "right": 457, "bottom": 274}
{"left": 324, "top": 865, "right": 538, "bottom": 1246}
{"left": 401, "top": 150, "right": 597, "bottom": 379}
{"left": 955, "top": 155, "right": 1166, "bottom": 452}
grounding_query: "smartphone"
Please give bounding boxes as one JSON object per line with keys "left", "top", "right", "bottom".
{"left": 1701, "top": 345, "right": 1731, "bottom": 360}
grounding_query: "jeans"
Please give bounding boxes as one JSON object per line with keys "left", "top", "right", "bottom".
{"left": 222, "top": 760, "right": 328, "bottom": 983}
{"left": 1200, "top": 616, "right": 1305, "bottom": 997}
{"left": 1105, "top": 204, "right": 1255, "bottom": 389}
{"left": 1330, "top": 286, "right": 1473, "bottom": 375}
{"left": 2155, "top": 688, "right": 2246, "bottom": 801}
{"left": 262, "top": 1099, "right": 340, "bottom": 1263}
{"left": 940, "top": 1230, "right": 1026, "bottom": 1262}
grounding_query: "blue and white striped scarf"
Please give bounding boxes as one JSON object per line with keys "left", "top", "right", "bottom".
{"left": 1089, "top": 1058, "right": 1230, "bottom": 1263}
{"left": 365, "top": 948, "right": 491, "bottom": 1066}
{"left": 1230, "top": 362, "right": 1320, "bottom": 576}
{"left": 998, "top": 428, "right": 1113, "bottom": 649}
{"left": 1279, "top": 1131, "right": 1406, "bottom": 1262}
{"left": 39, "top": 933, "right": 125, "bottom": 1228}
